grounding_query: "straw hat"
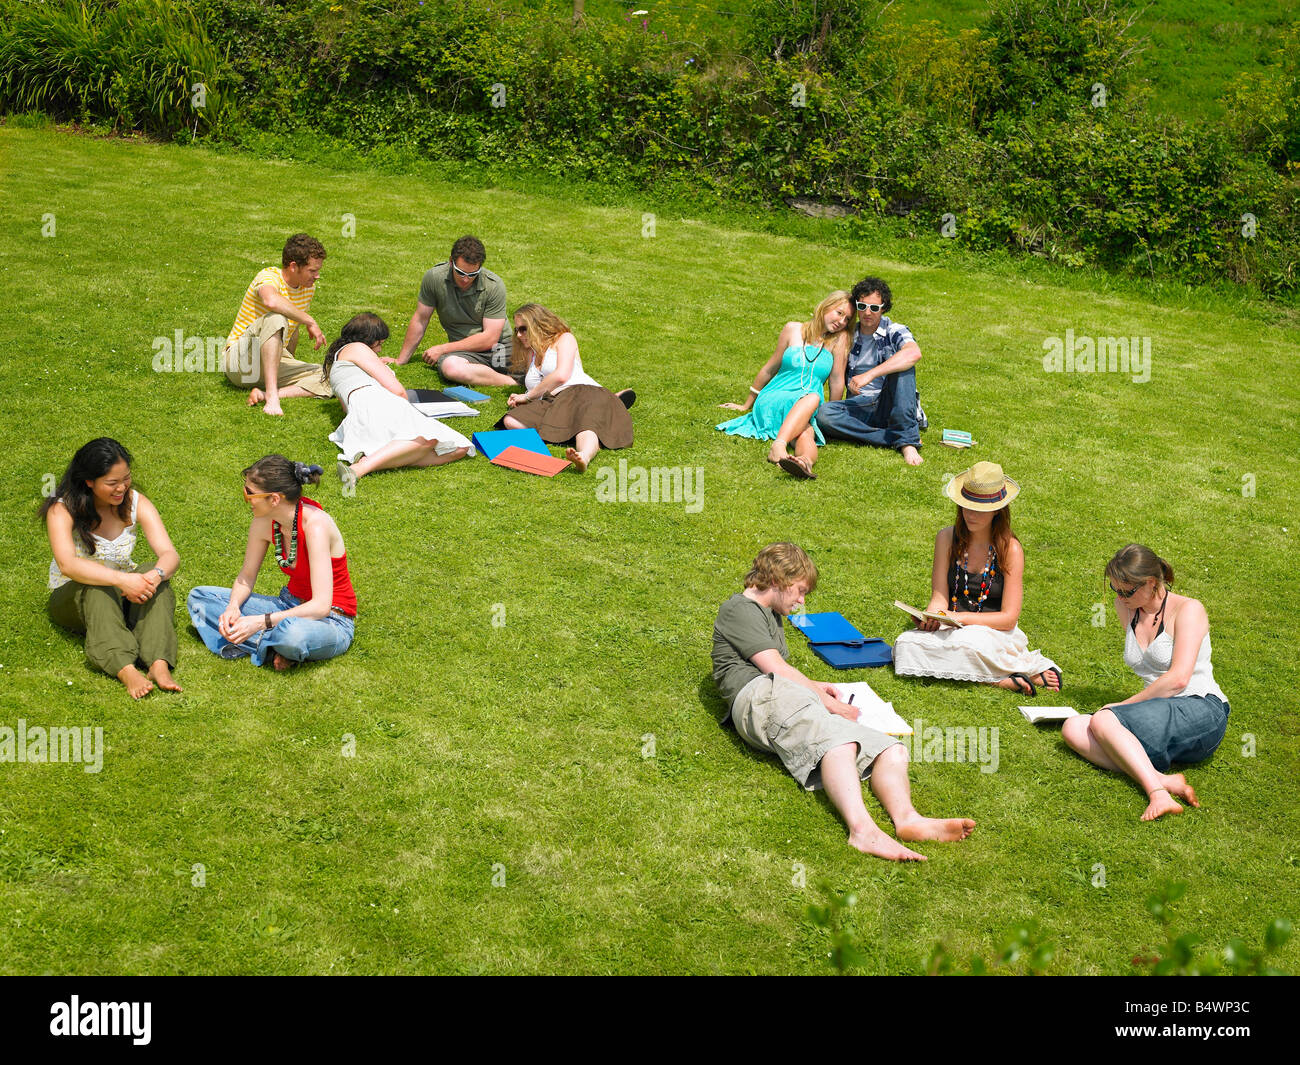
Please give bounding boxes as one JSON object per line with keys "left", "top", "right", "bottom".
{"left": 944, "top": 461, "right": 1020, "bottom": 511}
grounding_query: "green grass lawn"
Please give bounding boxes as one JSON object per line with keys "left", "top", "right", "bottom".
{"left": 0, "top": 124, "right": 1296, "bottom": 974}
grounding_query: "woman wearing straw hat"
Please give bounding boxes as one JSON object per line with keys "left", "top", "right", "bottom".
{"left": 1060, "top": 544, "right": 1228, "bottom": 821}
{"left": 893, "top": 462, "right": 1061, "bottom": 695}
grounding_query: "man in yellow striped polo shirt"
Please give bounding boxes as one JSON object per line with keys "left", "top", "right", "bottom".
{"left": 222, "top": 234, "right": 330, "bottom": 416}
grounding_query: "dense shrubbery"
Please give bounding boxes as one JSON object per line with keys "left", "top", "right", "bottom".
{"left": 0, "top": 0, "right": 231, "bottom": 137}
{"left": 1, "top": 0, "right": 1296, "bottom": 295}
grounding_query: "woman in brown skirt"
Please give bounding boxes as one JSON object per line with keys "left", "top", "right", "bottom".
{"left": 500, "top": 303, "right": 634, "bottom": 472}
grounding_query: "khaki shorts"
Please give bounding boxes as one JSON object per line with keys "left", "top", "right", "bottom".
{"left": 434, "top": 339, "right": 519, "bottom": 381}
{"left": 223, "top": 313, "right": 331, "bottom": 397}
{"left": 731, "top": 674, "right": 900, "bottom": 790}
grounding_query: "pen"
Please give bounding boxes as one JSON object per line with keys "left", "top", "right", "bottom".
{"left": 848, "top": 694, "right": 855, "bottom": 705}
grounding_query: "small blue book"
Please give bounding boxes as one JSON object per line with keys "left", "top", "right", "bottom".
{"left": 472, "top": 428, "right": 550, "bottom": 461}
{"left": 444, "top": 386, "right": 490, "bottom": 403}
{"left": 788, "top": 612, "right": 865, "bottom": 646}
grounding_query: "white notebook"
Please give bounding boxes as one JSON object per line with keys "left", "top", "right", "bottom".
{"left": 1019, "top": 705, "right": 1078, "bottom": 724}
{"left": 832, "top": 681, "right": 913, "bottom": 735}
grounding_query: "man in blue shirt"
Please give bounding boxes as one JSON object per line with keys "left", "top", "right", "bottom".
{"left": 815, "top": 277, "right": 926, "bottom": 466}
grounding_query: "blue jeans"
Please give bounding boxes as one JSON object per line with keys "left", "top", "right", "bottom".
{"left": 186, "top": 585, "right": 354, "bottom": 666}
{"left": 815, "top": 366, "right": 920, "bottom": 449}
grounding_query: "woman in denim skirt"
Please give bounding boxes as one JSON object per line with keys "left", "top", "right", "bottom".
{"left": 1062, "top": 544, "right": 1229, "bottom": 821}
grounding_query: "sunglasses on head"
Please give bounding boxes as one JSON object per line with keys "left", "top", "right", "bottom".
{"left": 452, "top": 264, "right": 482, "bottom": 279}
{"left": 855, "top": 301, "right": 884, "bottom": 313}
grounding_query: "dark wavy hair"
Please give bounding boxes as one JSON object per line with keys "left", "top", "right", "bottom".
{"left": 38, "top": 438, "right": 134, "bottom": 552}
{"left": 321, "top": 312, "right": 390, "bottom": 382}
{"left": 243, "top": 455, "right": 322, "bottom": 503}
{"left": 851, "top": 276, "right": 892, "bottom": 312}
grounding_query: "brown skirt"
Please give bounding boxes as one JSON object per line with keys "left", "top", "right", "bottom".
{"left": 506, "top": 385, "right": 633, "bottom": 449}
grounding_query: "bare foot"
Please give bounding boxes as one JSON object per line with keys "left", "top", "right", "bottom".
{"left": 148, "top": 661, "right": 183, "bottom": 693}
{"left": 117, "top": 664, "right": 154, "bottom": 700}
{"left": 564, "top": 447, "right": 589, "bottom": 473}
{"left": 896, "top": 815, "right": 977, "bottom": 842}
{"left": 1032, "top": 668, "right": 1062, "bottom": 692}
{"left": 263, "top": 398, "right": 284, "bottom": 416}
{"left": 997, "top": 674, "right": 1036, "bottom": 696}
{"left": 247, "top": 387, "right": 265, "bottom": 407}
{"left": 1159, "top": 773, "right": 1199, "bottom": 808}
{"left": 1141, "top": 788, "right": 1184, "bottom": 821}
{"left": 848, "top": 825, "right": 928, "bottom": 861}
{"left": 901, "top": 445, "right": 923, "bottom": 466}
{"left": 272, "top": 653, "right": 297, "bottom": 672}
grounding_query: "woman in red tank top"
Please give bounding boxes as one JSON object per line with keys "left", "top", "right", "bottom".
{"left": 186, "top": 455, "right": 356, "bottom": 670}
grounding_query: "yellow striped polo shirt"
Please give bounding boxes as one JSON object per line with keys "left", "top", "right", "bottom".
{"left": 225, "top": 267, "right": 315, "bottom": 350}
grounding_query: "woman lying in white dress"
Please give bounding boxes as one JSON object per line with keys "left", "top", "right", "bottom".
{"left": 325, "top": 313, "right": 473, "bottom": 489}
{"left": 893, "top": 462, "right": 1061, "bottom": 697}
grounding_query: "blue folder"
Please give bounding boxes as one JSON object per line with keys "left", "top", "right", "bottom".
{"left": 444, "top": 386, "right": 490, "bottom": 403}
{"left": 471, "top": 428, "right": 550, "bottom": 461}
{"left": 809, "top": 638, "right": 893, "bottom": 669}
{"left": 790, "top": 611, "right": 892, "bottom": 668}
{"left": 789, "top": 612, "right": 864, "bottom": 645}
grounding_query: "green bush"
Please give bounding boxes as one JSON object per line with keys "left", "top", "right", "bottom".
{"left": 0, "top": 0, "right": 232, "bottom": 137}
{"left": 2, "top": 0, "right": 1295, "bottom": 296}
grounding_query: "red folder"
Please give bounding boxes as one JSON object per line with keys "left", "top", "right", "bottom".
{"left": 489, "top": 445, "right": 572, "bottom": 477}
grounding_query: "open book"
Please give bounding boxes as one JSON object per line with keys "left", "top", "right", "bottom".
{"left": 893, "top": 600, "right": 964, "bottom": 628}
{"left": 831, "top": 681, "right": 913, "bottom": 735}
{"left": 1018, "top": 706, "right": 1078, "bottom": 725}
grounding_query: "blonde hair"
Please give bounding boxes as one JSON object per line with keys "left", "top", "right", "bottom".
{"left": 511, "top": 303, "right": 571, "bottom": 375}
{"left": 1106, "top": 543, "right": 1174, "bottom": 591}
{"left": 800, "top": 290, "right": 854, "bottom": 361}
{"left": 745, "top": 543, "right": 819, "bottom": 593}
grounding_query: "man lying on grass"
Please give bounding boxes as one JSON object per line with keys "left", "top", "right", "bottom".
{"left": 711, "top": 543, "right": 974, "bottom": 861}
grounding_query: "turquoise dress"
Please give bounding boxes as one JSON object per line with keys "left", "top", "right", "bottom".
{"left": 717, "top": 343, "right": 835, "bottom": 445}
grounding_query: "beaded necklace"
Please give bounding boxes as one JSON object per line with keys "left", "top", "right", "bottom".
{"left": 796, "top": 343, "right": 827, "bottom": 392}
{"left": 272, "top": 501, "right": 301, "bottom": 570}
{"left": 952, "top": 545, "right": 997, "bottom": 611}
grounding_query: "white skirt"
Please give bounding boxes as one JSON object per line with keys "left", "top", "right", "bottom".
{"left": 893, "top": 624, "right": 1057, "bottom": 683}
{"left": 328, "top": 386, "right": 475, "bottom": 462}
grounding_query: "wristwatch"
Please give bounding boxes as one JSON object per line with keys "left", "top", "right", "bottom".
{"left": 263, "top": 613, "right": 274, "bottom": 630}
{"left": 153, "top": 567, "right": 166, "bottom": 581}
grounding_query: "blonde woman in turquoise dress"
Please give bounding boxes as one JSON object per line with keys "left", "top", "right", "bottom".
{"left": 717, "top": 291, "right": 854, "bottom": 479}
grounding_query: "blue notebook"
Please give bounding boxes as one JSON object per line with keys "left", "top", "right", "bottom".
{"left": 789, "top": 612, "right": 865, "bottom": 645}
{"left": 444, "top": 386, "right": 490, "bottom": 403}
{"left": 472, "top": 428, "right": 550, "bottom": 461}
{"left": 810, "top": 638, "right": 893, "bottom": 669}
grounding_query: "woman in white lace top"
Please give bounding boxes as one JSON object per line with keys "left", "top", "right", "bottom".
{"left": 41, "top": 438, "right": 181, "bottom": 699}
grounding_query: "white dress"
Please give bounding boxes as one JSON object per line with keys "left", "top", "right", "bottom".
{"left": 894, "top": 623, "right": 1058, "bottom": 683}
{"left": 328, "top": 360, "right": 474, "bottom": 461}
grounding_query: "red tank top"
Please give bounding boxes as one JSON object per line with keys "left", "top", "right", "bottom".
{"left": 272, "top": 498, "right": 358, "bottom": 616}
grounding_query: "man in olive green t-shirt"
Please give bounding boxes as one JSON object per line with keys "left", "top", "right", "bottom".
{"left": 385, "top": 234, "right": 517, "bottom": 387}
{"left": 711, "top": 543, "right": 975, "bottom": 862}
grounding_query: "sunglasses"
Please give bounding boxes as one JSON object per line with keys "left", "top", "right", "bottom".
{"left": 855, "top": 301, "right": 884, "bottom": 313}
{"left": 515, "top": 324, "right": 528, "bottom": 334}
{"left": 452, "top": 264, "right": 482, "bottom": 279}
{"left": 243, "top": 484, "right": 273, "bottom": 500}
{"left": 1109, "top": 583, "right": 1142, "bottom": 599}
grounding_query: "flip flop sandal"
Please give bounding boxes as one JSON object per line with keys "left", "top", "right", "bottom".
{"left": 778, "top": 456, "right": 816, "bottom": 480}
{"left": 1043, "top": 666, "right": 1062, "bottom": 691}
{"left": 1009, "top": 672, "right": 1037, "bottom": 697}
{"left": 338, "top": 460, "right": 357, "bottom": 492}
